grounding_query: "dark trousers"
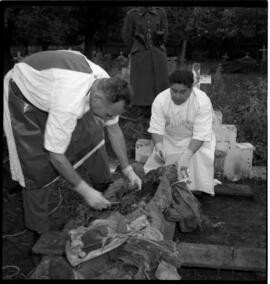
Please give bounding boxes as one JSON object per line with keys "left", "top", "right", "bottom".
{"left": 22, "top": 146, "right": 111, "bottom": 233}
{"left": 130, "top": 47, "right": 169, "bottom": 106}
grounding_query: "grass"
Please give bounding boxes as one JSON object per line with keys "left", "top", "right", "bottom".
{"left": 206, "top": 72, "right": 267, "bottom": 165}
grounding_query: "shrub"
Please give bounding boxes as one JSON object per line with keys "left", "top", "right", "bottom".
{"left": 210, "top": 75, "right": 267, "bottom": 165}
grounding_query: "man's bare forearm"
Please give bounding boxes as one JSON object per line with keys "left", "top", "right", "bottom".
{"left": 49, "top": 152, "right": 82, "bottom": 187}
{"left": 106, "top": 124, "right": 129, "bottom": 170}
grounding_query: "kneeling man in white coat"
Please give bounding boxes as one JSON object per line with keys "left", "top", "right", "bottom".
{"left": 144, "top": 69, "right": 216, "bottom": 195}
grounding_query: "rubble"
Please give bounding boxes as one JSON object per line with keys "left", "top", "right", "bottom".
{"left": 30, "top": 164, "right": 201, "bottom": 279}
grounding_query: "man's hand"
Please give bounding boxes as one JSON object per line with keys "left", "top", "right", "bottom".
{"left": 178, "top": 148, "right": 193, "bottom": 181}
{"left": 154, "top": 142, "right": 165, "bottom": 163}
{"left": 123, "top": 165, "right": 142, "bottom": 190}
{"left": 75, "top": 180, "right": 111, "bottom": 210}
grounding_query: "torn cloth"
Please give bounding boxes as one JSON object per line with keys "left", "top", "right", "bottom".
{"left": 165, "top": 181, "right": 201, "bottom": 233}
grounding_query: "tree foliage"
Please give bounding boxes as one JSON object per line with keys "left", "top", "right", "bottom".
{"left": 11, "top": 6, "right": 81, "bottom": 50}
{"left": 165, "top": 6, "right": 267, "bottom": 59}
{"left": 166, "top": 6, "right": 267, "bottom": 43}
{"left": 4, "top": 6, "right": 267, "bottom": 57}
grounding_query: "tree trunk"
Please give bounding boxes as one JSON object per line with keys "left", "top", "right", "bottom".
{"left": 23, "top": 42, "right": 29, "bottom": 56}
{"left": 83, "top": 10, "right": 97, "bottom": 59}
{"left": 84, "top": 34, "right": 94, "bottom": 59}
{"left": 4, "top": 18, "right": 13, "bottom": 74}
{"left": 178, "top": 39, "right": 188, "bottom": 69}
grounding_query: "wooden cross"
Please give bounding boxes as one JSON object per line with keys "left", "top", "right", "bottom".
{"left": 13, "top": 51, "right": 24, "bottom": 63}
{"left": 222, "top": 52, "right": 229, "bottom": 61}
{"left": 192, "top": 63, "right": 212, "bottom": 89}
{"left": 259, "top": 45, "right": 267, "bottom": 62}
{"left": 244, "top": 52, "right": 250, "bottom": 59}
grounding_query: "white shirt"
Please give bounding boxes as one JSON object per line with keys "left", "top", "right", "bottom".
{"left": 145, "top": 87, "right": 216, "bottom": 195}
{"left": 11, "top": 50, "right": 118, "bottom": 154}
{"left": 148, "top": 87, "right": 214, "bottom": 144}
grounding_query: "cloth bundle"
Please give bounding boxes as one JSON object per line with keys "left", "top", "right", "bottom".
{"left": 165, "top": 181, "right": 202, "bottom": 232}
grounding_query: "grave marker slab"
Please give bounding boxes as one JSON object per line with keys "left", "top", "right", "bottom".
{"left": 259, "top": 45, "right": 267, "bottom": 62}
{"left": 177, "top": 242, "right": 266, "bottom": 272}
{"left": 192, "top": 63, "right": 212, "bottom": 89}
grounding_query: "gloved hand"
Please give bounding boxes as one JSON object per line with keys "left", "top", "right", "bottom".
{"left": 123, "top": 165, "right": 142, "bottom": 190}
{"left": 178, "top": 148, "right": 193, "bottom": 180}
{"left": 75, "top": 180, "right": 111, "bottom": 210}
{"left": 154, "top": 142, "right": 165, "bottom": 163}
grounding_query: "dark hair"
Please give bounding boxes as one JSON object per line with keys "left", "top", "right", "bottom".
{"left": 96, "top": 77, "right": 133, "bottom": 110}
{"left": 169, "top": 70, "right": 194, "bottom": 89}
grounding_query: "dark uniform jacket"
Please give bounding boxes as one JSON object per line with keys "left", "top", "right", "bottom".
{"left": 122, "top": 7, "right": 169, "bottom": 106}
{"left": 123, "top": 7, "right": 168, "bottom": 54}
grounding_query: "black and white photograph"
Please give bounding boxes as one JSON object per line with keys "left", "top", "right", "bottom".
{"left": 2, "top": 0, "right": 267, "bottom": 280}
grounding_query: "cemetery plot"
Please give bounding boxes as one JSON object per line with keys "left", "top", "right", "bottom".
{"left": 2, "top": 58, "right": 266, "bottom": 280}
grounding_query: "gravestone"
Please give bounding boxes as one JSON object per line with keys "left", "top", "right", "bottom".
{"left": 13, "top": 51, "right": 24, "bottom": 63}
{"left": 214, "top": 64, "right": 223, "bottom": 82}
{"left": 92, "top": 50, "right": 97, "bottom": 61}
{"left": 192, "top": 63, "right": 212, "bottom": 89}
{"left": 237, "top": 53, "right": 257, "bottom": 72}
{"left": 167, "top": 57, "right": 178, "bottom": 73}
{"left": 212, "top": 64, "right": 226, "bottom": 99}
{"left": 213, "top": 112, "right": 255, "bottom": 181}
{"left": 221, "top": 52, "right": 229, "bottom": 62}
{"left": 259, "top": 45, "right": 267, "bottom": 73}
{"left": 116, "top": 51, "right": 128, "bottom": 68}
{"left": 93, "top": 51, "right": 103, "bottom": 65}
{"left": 259, "top": 45, "right": 267, "bottom": 62}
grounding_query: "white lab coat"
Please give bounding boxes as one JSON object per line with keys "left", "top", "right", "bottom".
{"left": 144, "top": 87, "right": 216, "bottom": 195}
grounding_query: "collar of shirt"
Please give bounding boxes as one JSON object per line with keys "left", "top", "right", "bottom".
{"left": 81, "top": 86, "right": 91, "bottom": 116}
{"left": 138, "top": 7, "right": 157, "bottom": 16}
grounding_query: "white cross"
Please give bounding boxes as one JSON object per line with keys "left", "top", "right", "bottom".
{"left": 259, "top": 45, "right": 267, "bottom": 62}
{"left": 192, "top": 63, "right": 212, "bottom": 89}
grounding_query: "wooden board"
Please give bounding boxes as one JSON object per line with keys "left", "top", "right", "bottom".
{"left": 214, "top": 184, "right": 254, "bottom": 198}
{"left": 32, "top": 231, "right": 68, "bottom": 255}
{"left": 163, "top": 219, "right": 176, "bottom": 241}
{"left": 177, "top": 242, "right": 266, "bottom": 272}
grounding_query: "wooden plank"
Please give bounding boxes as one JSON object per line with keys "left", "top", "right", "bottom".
{"left": 177, "top": 242, "right": 266, "bottom": 272}
{"left": 177, "top": 242, "right": 233, "bottom": 269}
{"left": 32, "top": 231, "right": 68, "bottom": 255}
{"left": 234, "top": 247, "right": 266, "bottom": 272}
{"left": 214, "top": 183, "right": 254, "bottom": 198}
{"left": 163, "top": 219, "right": 176, "bottom": 241}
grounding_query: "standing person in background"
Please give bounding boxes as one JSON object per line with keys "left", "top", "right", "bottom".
{"left": 122, "top": 7, "right": 169, "bottom": 114}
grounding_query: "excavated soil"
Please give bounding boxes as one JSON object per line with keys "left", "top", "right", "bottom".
{"left": 2, "top": 107, "right": 267, "bottom": 280}
{"left": 2, "top": 162, "right": 266, "bottom": 280}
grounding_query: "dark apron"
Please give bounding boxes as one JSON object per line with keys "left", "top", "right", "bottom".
{"left": 8, "top": 79, "right": 105, "bottom": 190}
